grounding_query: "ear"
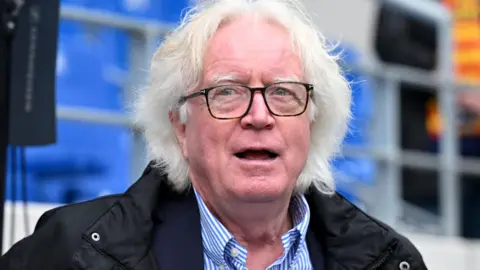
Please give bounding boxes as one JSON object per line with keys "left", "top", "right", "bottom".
{"left": 169, "top": 110, "right": 188, "bottom": 157}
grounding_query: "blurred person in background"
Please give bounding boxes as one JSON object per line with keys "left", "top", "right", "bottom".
{"left": 0, "top": 0, "right": 427, "bottom": 269}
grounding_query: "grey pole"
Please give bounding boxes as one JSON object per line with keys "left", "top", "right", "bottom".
{"left": 367, "top": 74, "right": 401, "bottom": 227}
{"left": 437, "top": 15, "right": 459, "bottom": 236}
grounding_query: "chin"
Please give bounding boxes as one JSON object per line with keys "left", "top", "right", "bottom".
{"left": 231, "top": 178, "right": 290, "bottom": 202}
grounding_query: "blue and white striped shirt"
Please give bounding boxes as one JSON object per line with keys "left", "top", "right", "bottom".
{"left": 194, "top": 190, "right": 313, "bottom": 270}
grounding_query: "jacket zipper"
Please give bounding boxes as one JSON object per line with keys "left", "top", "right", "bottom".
{"left": 369, "top": 247, "right": 394, "bottom": 270}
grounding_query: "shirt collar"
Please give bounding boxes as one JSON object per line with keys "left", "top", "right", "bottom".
{"left": 194, "top": 189, "right": 311, "bottom": 266}
{"left": 290, "top": 194, "right": 311, "bottom": 241}
{"left": 194, "top": 190, "right": 233, "bottom": 266}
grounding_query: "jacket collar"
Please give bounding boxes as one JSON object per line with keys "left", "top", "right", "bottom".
{"left": 84, "top": 164, "right": 398, "bottom": 270}
{"left": 306, "top": 188, "right": 396, "bottom": 269}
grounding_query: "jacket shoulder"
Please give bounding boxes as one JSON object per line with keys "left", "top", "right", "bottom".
{"left": 307, "top": 191, "right": 428, "bottom": 269}
{"left": 375, "top": 218, "right": 428, "bottom": 270}
{"left": 0, "top": 194, "right": 124, "bottom": 270}
{"left": 344, "top": 199, "right": 428, "bottom": 269}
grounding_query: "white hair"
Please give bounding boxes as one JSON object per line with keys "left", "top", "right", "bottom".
{"left": 134, "top": 0, "right": 352, "bottom": 195}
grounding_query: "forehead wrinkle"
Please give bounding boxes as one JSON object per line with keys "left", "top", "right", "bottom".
{"left": 256, "top": 50, "right": 303, "bottom": 83}
{"left": 203, "top": 60, "right": 253, "bottom": 85}
{"left": 203, "top": 20, "right": 303, "bottom": 87}
{"left": 205, "top": 70, "right": 251, "bottom": 85}
{"left": 204, "top": 59, "right": 302, "bottom": 86}
{"left": 209, "top": 73, "right": 243, "bottom": 85}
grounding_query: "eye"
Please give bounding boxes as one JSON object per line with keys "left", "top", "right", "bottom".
{"left": 218, "top": 88, "right": 237, "bottom": 95}
{"left": 271, "top": 87, "right": 293, "bottom": 96}
{"left": 273, "top": 88, "right": 291, "bottom": 96}
{"left": 210, "top": 85, "right": 247, "bottom": 98}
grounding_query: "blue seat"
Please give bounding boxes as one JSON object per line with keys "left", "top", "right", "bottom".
{"left": 5, "top": 18, "right": 132, "bottom": 204}
{"left": 60, "top": 0, "right": 90, "bottom": 6}
{"left": 5, "top": 1, "right": 198, "bottom": 204}
{"left": 117, "top": 0, "right": 190, "bottom": 22}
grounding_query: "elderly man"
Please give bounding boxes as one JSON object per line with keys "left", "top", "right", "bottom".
{"left": 0, "top": 0, "right": 426, "bottom": 269}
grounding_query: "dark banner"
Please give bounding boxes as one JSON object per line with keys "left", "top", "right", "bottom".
{"left": 8, "top": 0, "right": 60, "bottom": 146}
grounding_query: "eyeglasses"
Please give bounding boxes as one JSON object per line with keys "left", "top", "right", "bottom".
{"left": 178, "top": 82, "right": 314, "bottom": 120}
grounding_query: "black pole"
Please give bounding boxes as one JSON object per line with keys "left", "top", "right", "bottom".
{"left": 0, "top": 0, "right": 12, "bottom": 255}
{"left": 1, "top": 0, "right": 59, "bottom": 252}
{"left": 0, "top": 0, "right": 23, "bottom": 254}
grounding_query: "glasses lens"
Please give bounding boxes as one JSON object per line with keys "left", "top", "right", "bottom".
{"left": 208, "top": 85, "right": 251, "bottom": 118}
{"left": 265, "top": 82, "right": 308, "bottom": 115}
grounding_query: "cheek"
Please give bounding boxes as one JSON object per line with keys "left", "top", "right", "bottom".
{"left": 183, "top": 112, "right": 233, "bottom": 162}
{"left": 184, "top": 117, "right": 209, "bottom": 160}
{"left": 283, "top": 119, "right": 311, "bottom": 168}
{"left": 296, "top": 129, "right": 311, "bottom": 157}
{"left": 291, "top": 118, "right": 311, "bottom": 150}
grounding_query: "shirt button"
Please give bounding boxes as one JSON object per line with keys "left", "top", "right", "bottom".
{"left": 230, "top": 248, "right": 239, "bottom": 257}
{"left": 219, "top": 264, "right": 226, "bottom": 270}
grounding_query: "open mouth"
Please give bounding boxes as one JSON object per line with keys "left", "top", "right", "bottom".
{"left": 234, "top": 149, "right": 279, "bottom": 160}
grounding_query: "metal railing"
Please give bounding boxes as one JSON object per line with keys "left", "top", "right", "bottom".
{"left": 359, "top": 0, "right": 457, "bottom": 236}
{"left": 54, "top": 1, "right": 469, "bottom": 237}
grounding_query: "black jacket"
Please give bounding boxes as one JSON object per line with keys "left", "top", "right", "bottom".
{"left": 0, "top": 164, "right": 428, "bottom": 270}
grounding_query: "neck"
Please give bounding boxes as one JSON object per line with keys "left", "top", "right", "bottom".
{"left": 219, "top": 200, "right": 293, "bottom": 246}
{"left": 198, "top": 191, "right": 294, "bottom": 268}
{"left": 195, "top": 186, "right": 294, "bottom": 245}
{"left": 193, "top": 183, "right": 295, "bottom": 244}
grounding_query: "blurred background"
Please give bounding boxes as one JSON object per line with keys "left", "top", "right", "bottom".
{"left": 2, "top": 0, "right": 480, "bottom": 268}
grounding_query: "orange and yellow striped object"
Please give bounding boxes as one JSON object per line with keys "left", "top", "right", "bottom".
{"left": 427, "top": 0, "right": 480, "bottom": 138}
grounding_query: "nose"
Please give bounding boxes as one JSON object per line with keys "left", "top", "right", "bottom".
{"left": 240, "top": 91, "right": 275, "bottom": 130}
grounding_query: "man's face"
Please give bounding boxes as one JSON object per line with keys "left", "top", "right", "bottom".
{"left": 175, "top": 16, "right": 311, "bottom": 203}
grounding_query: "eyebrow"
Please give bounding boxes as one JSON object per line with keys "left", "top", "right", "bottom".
{"left": 271, "top": 75, "right": 300, "bottom": 83}
{"left": 208, "top": 73, "right": 242, "bottom": 85}
{"left": 208, "top": 74, "right": 301, "bottom": 85}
